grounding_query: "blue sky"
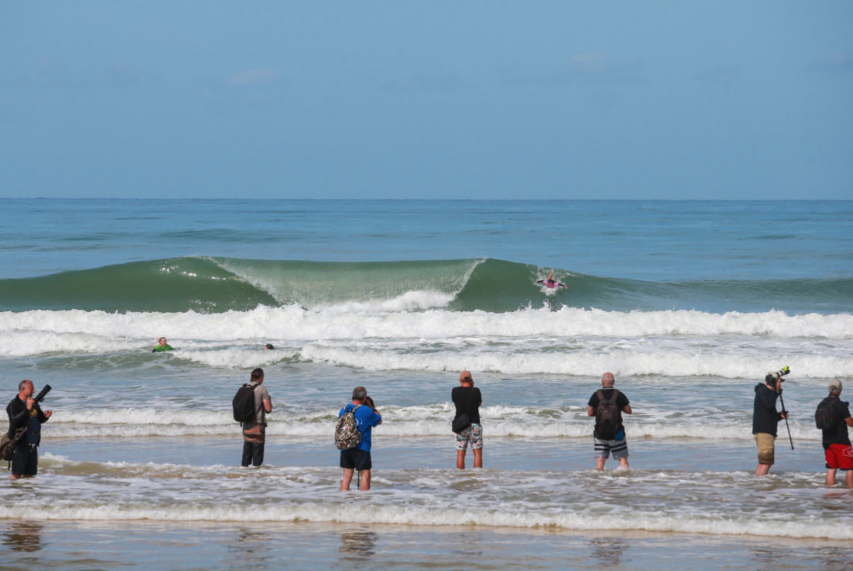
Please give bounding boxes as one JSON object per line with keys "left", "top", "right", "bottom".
{"left": 1, "top": 1, "right": 851, "bottom": 199}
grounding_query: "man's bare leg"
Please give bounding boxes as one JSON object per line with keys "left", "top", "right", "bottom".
{"left": 618, "top": 457, "right": 629, "bottom": 469}
{"left": 340, "top": 468, "right": 354, "bottom": 491}
{"left": 473, "top": 448, "right": 483, "bottom": 469}
{"left": 826, "top": 468, "right": 837, "bottom": 486}
{"left": 359, "top": 469, "right": 371, "bottom": 491}
{"left": 595, "top": 457, "right": 606, "bottom": 471}
{"left": 846, "top": 470, "right": 853, "bottom": 489}
{"left": 756, "top": 464, "right": 771, "bottom": 476}
{"left": 456, "top": 450, "right": 466, "bottom": 470}
{"left": 10, "top": 474, "right": 22, "bottom": 481}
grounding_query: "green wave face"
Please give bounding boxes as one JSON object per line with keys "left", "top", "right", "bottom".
{"left": 0, "top": 258, "right": 280, "bottom": 313}
{"left": 0, "top": 257, "right": 851, "bottom": 314}
{"left": 215, "top": 257, "right": 478, "bottom": 307}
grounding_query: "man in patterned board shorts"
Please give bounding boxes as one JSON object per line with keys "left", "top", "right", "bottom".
{"left": 452, "top": 370, "right": 483, "bottom": 469}
{"left": 819, "top": 379, "right": 853, "bottom": 488}
{"left": 588, "top": 372, "right": 633, "bottom": 470}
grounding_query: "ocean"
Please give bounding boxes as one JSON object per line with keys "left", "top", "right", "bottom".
{"left": 0, "top": 199, "right": 851, "bottom": 570}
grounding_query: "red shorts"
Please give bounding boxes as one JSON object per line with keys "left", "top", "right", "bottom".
{"left": 825, "top": 444, "right": 853, "bottom": 470}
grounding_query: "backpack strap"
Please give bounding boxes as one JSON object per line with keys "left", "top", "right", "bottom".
{"left": 247, "top": 382, "right": 263, "bottom": 416}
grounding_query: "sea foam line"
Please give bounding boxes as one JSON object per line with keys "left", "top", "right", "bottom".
{"left": 0, "top": 503, "right": 848, "bottom": 539}
{"left": 2, "top": 306, "right": 852, "bottom": 342}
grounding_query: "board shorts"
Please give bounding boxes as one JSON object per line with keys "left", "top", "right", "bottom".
{"left": 456, "top": 423, "right": 483, "bottom": 451}
{"left": 754, "top": 433, "right": 775, "bottom": 465}
{"left": 340, "top": 448, "right": 372, "bottom": 471}
{"left": 594, "top": 431, "right": 628, "bottom": 460}
{"left": 824, "top": 444, "right": 853, "bottom": 470}
{"left": 11, "top": 442, "right": 38, "bottom": 477}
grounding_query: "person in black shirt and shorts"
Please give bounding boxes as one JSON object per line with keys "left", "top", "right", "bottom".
{"left": 587, "top": 372, "right": 632, "bottom": 470}
{"left": 818, "top": 379, "right": 853, "bottom": 488}
{"left": 452, "top": 370, "right": 483, "bottom": 469}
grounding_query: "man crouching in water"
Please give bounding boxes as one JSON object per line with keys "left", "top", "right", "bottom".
{"left": 7, "top": 380, "right": 52, "bottom": 480}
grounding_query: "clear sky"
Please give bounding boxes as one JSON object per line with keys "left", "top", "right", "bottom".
{"left": 1, "top": 1, "right": 851, "bottom": 199}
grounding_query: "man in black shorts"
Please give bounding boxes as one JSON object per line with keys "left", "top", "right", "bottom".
{"left": 7, "top": 380, "right": 52, "bottom": 480}
{"left": 339, "top": 387, "right": 382, "bottom": 491}
{"left": 587, "top": 372, "right": 632, "bottom": 470}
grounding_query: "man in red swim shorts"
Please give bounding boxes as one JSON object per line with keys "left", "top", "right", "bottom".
{"left": 817, "top": 379, "right": 853, "bottom": 488}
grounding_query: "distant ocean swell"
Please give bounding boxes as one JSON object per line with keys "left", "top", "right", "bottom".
{"left": 1, "top": 256, "right": 851, "bottom": 313}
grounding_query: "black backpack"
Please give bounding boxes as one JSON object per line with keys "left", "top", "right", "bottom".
{"left": 232, "top": 383, "right": 257, "bottom": 423}
{"left": 595, "top": 389, "right": 622, "bottom": 440}
{"left": 815, "top": 397, "right": 838, "bottom": 430}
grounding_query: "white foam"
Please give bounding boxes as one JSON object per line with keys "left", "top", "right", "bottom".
{"left": 0, "top": 502, "right": 848, "bottom": 539}
{"left": 299, "top": 345, "right": 853, "bottom": 379}
{"left": 45, "top": 406, "right": 823, "bottom": 441}
{"left": 312, "top": 290, "right": 457, "bottom": 313}
{"left": 2, "top": 306, "right": 852, "bottom": 344}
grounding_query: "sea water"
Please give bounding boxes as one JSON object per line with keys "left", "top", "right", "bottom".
{"left": 0, "top": 199, "right": 851, "bottom": 570}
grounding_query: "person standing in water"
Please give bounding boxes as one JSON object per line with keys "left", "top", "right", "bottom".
{"left": 536, "top": 271, "right": 568, "bottom": 290}
{"left": 588, "top": 373, "right": 632, "bottom": 470}
{"left": 452, "top": 371, "right": 483, "bottom": 469}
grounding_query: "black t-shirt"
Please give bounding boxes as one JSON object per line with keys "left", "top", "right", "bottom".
{"left": 588, "top": 388, "right": 630, "bottom": 434}
{"left": 820, "top": 395, "right": 852, "bottom": 448}
{"left": 452, "top": 386, "right": 482, "bottom": 425}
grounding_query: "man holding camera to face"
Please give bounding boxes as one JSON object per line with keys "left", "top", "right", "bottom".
{"left": 338, "top": 387, "right": 382, "bottom": 491}
{"left": 6, "top": 380, "right": 53, "bottom": 480}
{"left": 752, "top": 368, "right": 790, "bottom": 476}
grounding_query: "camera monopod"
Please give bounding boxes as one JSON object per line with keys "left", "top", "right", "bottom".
{"left": 770, "top": 367, "right": 794, "bottom": 450}
{"left": 778, "top": 389, "right": 794, "bottom": 450}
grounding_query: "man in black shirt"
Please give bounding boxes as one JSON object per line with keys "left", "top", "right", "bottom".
{"left": 752, "top": 372, "right": 789, "bottom": 476}
{"left": 818, "top": 379, "right": 853, "bottom": 488}
{"left": 452, "top": 370, "right": 482, "bottom": 469}
{"left": 6, "top": 380, "right": 52, "bottom": 480}
{"left": 587, "top": 372, "right": 632, "bottom": 470}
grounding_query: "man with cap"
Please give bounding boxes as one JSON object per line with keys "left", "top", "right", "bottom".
{"left": 818, "top": 379, "right": 853, "bottom": 488}
{"left": 339, "top": 386, "right": 382, "bottom": 491}
{"left": 753, "top": 371, "right": 789, "bottom": 476}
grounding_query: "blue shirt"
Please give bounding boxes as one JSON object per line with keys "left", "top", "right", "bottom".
{"left": 339, "top": 404, "right": 382, "bottom": 452}
{"left": 26, "top": 414, "right": 40, "bottom": 445}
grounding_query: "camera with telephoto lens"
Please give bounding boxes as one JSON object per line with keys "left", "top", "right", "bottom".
{"left": 33, "top": 384, "right": 52, "bottom": 404}
{"left": 765, "top": 367, "right": 790, "bottom": 388}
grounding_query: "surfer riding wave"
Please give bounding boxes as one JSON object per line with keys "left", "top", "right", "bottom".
{"left": 537, "top": 271, "right": 568, "bottom": 290}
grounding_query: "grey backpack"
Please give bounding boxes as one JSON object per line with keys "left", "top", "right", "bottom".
{"left": 335, "top": 405, "right": 362, "bottom": 450}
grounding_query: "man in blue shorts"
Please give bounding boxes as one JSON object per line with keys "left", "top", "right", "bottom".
{"left": 587, "top": 372, "right": 632, "bottom": 470}
{"left": 339, "top": 386, "right": 382, "bottom": 491}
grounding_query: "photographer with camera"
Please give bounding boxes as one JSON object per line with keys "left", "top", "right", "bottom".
{"left": 815, "top": 379, "right": 853, "bottom": 488}
{"left": 6, "top": 380, "right": 52, "bottom": 480}
{"left": 752, "top": 367, "right": 790, "bottom": 476}
{"left": 337, "top": 387, "right": 381, "bottom": 491}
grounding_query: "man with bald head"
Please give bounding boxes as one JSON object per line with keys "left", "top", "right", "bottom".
{"left": 7, "top": 380, "right": 52, "bottom": 480}
{"left": 452, "top": 370, "right": 483, "bottom": 469}
{"left": 587, "top": 372, "right": 632, "bottom": 470}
